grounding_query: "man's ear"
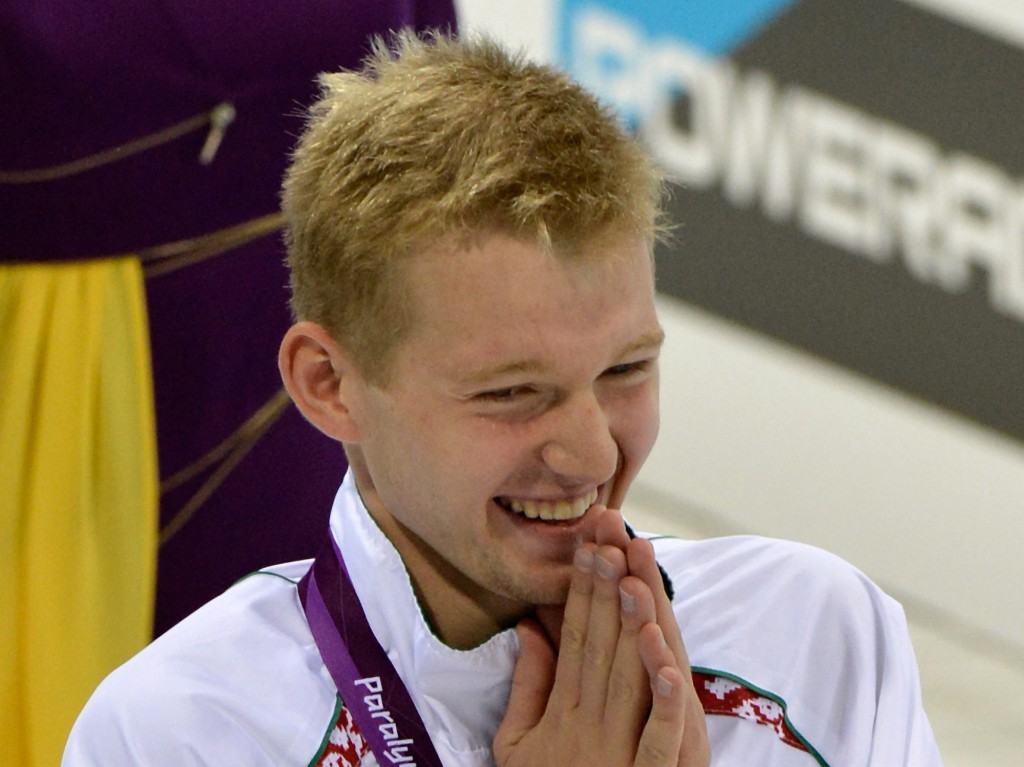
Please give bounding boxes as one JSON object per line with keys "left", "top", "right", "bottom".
{"left": 279, "top": 321, "right": 365, "bottom": 443}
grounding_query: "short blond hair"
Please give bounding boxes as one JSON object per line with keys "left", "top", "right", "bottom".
{"left": 282, "top": 31, "right": 664, "bottom": 384}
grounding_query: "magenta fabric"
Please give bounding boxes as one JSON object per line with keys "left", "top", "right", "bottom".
{"left": 0, "top": 0, "right": 457, "bottom": 634}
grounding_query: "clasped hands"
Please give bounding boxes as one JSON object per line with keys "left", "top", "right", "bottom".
{"left": 494, "top": 507, "right": 710, "bottom": 767}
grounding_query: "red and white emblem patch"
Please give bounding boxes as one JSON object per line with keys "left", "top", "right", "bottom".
{"left": 313, "top": 701, "right": 371, "bottom": 767}
{"left": 693, "top": 671, "right": 808, "bottom": 752}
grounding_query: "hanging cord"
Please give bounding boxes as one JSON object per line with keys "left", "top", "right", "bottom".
{"left": 159, "top": 388, "right": 292, "bottom": 546}
{"left": 0, "top": 102, "right": 235, "bottom": 184}
{"left": 139, "top": 212, "right": 285, "bottom": 278}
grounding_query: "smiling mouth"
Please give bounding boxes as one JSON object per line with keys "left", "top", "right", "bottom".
{"left": 494, "top": 488, "right": 600, "bottom": 522}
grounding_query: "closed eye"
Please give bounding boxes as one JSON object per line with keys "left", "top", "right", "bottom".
{"left": 474, "top": 385, "right": 536, "bottom": 402}
{"left": 602, "top": 360, "right": 651, "bottom": 377}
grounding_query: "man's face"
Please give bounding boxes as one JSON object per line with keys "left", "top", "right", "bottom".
{"left": 344, "top": 230, "right": 663, "bottom": 644}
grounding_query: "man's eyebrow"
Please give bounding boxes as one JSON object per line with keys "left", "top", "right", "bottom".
{"left": 614, "top": 328, "right": 665, "bottom": 358}
{"left": 457, "top": 329, "right": 665, "bottom": 387}
{"left": 457, "top": 360, "right": 546, "bottom": 387}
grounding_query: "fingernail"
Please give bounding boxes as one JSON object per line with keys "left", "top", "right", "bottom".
{"left": 595, "top": 553, "right": 617, "bottom": 580}
{"left": 619, "top": 587, "right": 636, "bottom": 614}
{"left": 575, "top": 547, "right": 594, "bottom": 573}
{"left": 656, "top": 672, "right": 674, "bottom": 698}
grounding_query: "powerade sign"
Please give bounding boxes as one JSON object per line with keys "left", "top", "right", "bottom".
{"left": 560, "top": 0, "right": 799, "bottom": 113}
{"left": 558, "top": 0, "right": 1024, "bottom": 445}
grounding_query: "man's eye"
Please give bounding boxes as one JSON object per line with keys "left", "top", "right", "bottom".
{"left": 476, "top": 386, "right": 533, "bottom": 402}
{"left": 603, "top": 361, "right": 649, "bottom": 377}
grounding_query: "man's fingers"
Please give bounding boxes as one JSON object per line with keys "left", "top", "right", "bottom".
{"left": 635, "top": 665, "right": 689, "bottom": 767}
{"left": 578, "top": 544, "right": 628, "bottom": 714}
{"left": 495, "top": 619, "right": 557, "bottom": 756}
{"left": 500, "top": 535, "right": 711, "bottom": 767}
{"left": 637, "top": 619, "right": 712, "bottom": 767}
{"left": 603, "top": 575, "right": 659, "bottom": 744}
{"left": 598, "top": 507, "right": 690, "bottom": 674}
{"left": 547, "top": 544, "right": 596, "bottom": 709}
{"left": 626, "top": 537, "right": 667, "bottom": 602}
{"left": 594, "top": 505, "right": 632, "bottom": 549}
{"left": 627, "top": 537, "right": 691, "bottom": 669}
{"left": 633, "top": 623, "right": 688, "bottom": 767}
{"left": 636, "top": 622, "right": 677, "bottom": 692}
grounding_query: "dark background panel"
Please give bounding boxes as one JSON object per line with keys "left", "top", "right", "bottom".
{"left": 654, "top": 0, "right": 1024, "bottom": 443}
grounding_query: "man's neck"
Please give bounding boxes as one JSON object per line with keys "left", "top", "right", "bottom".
{"left": 386, "top": 522, "right": 533, "bottom": 650}
{"left": 345, "top": 459, "right": 533, "bottom": 650}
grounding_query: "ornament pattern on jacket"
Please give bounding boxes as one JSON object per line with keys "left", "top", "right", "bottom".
{"left": 693, "top": 671, "right": 808, "bottom": 751}
{"left": 314, "top": 701, "right": 370, "bottom": 767}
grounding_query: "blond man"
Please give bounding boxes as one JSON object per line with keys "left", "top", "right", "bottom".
{"left": 64, "top": 34, "right": 941, "bottom": 767}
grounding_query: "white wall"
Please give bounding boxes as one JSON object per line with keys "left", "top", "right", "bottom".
{"left": 645, "top": 296, "right": 1024, "bottom": 652}
{"left": 455, "top": 0, "right": 1024, "bottom": 654}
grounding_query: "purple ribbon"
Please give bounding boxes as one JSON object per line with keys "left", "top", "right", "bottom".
{"left": 299, "top": 537, "right": 445, "bottom": 767}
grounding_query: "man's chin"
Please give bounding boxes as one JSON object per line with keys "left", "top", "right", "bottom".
{"left": 533, "top": 603, "right": 567, "bottom": 650}
{"left": 498, "top": 567, "right": 572, "bottom": 612}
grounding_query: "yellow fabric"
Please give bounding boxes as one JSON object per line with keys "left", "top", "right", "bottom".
{"left": 0, "top": 257, "right": 158, "bottom": 767}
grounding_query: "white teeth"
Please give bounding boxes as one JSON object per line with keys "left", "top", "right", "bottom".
{"left": 502, "top": 488, "right": 599, "bottom": 521}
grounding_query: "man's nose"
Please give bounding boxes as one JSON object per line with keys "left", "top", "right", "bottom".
{"left": 539, "top": 390, "right": 618, "bottom": 484}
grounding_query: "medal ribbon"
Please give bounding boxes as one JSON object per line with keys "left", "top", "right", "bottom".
{"left": 299, "top": 536, "right": 445, "bottom": 767}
